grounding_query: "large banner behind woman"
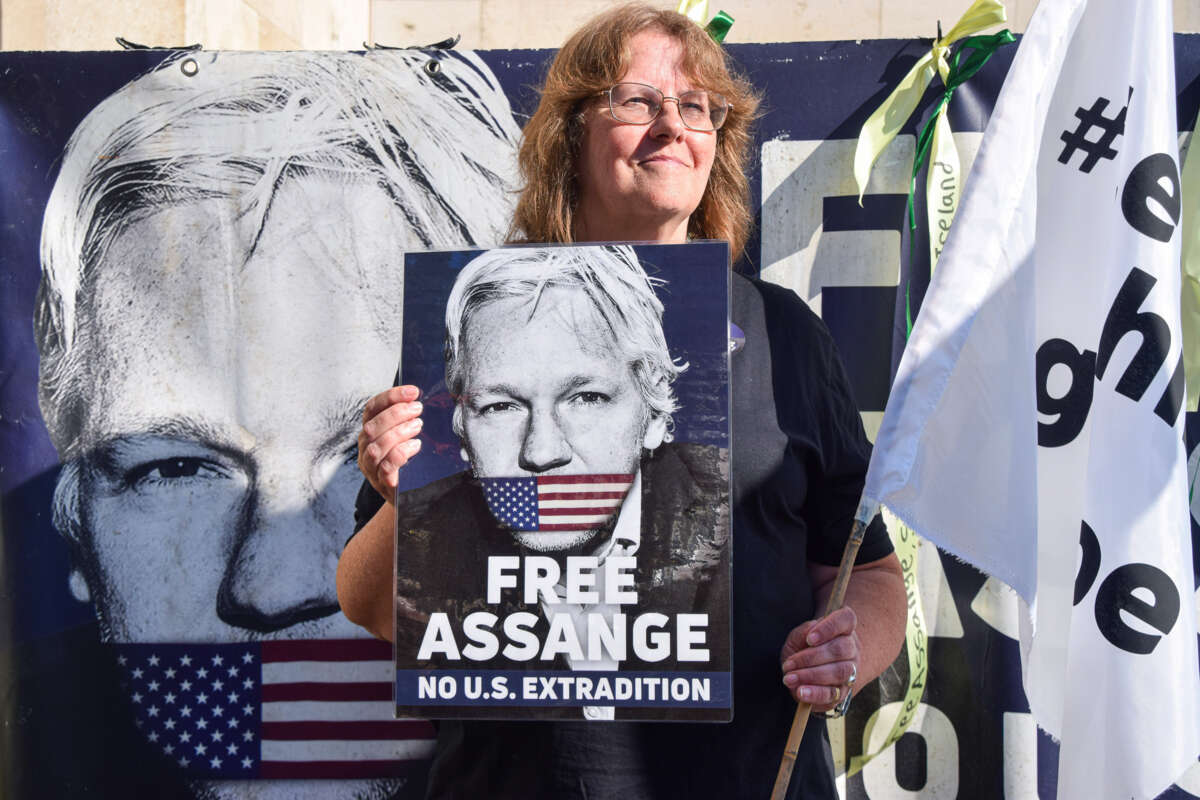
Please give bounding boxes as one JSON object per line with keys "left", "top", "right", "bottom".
{"left": 2, "top": 37, "right": 1199, "bottom": 800}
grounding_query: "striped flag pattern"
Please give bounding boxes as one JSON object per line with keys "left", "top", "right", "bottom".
{"left": 114, "top": 639, "right": 434, "bottom": 779}
{"left": 481, "top": 474, "right": 634, "bottom": 532}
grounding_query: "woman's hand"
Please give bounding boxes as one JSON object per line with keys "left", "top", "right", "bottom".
{"left": 779, "top": 606, "right": 860, "bottom": 713}
{"left": 358, "top": 385, "right": 424, "bottom": 503}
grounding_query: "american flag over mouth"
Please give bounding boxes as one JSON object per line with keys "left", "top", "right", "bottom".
{"left": 113, "top": 639, "right": 434, "bottom": 779}
{"left": 480, "top": 474, "right": 634, "bottom": 532}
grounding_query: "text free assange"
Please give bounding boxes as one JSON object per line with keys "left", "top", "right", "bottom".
{"left": 415, "top": 555, "right": 712, "bottom": 663}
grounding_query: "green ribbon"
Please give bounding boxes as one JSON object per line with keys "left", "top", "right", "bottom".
{"left": 904, "top": 29, "right": 1016, "bottom": 335}
{"left": 675, "top": 1, "right": 734, "bottom": 43}
{"left": 704, "top": 11, "right": 734, "bottom": 43}
{"left": 853, "top": 0, "right": 1008, "bottom": 204}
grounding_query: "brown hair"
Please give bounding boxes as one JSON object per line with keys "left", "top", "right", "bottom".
{"left": 509, "top": 2, "right": 760, "bottom": 261}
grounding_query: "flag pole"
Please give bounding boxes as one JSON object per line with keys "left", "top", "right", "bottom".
{"left": 770, "top": 502, "right": 873, "bottom": 800}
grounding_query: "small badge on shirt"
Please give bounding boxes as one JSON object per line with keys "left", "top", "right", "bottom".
{"left": 729, "top": 321, "right": 745, "bottom": 354}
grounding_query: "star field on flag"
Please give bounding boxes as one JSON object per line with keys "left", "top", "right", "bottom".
{"left": 114, "top": 640, "right": 434, "bottom": 779}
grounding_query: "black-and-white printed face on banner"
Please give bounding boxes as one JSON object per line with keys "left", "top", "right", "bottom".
{"left": 457, "top": 284, "right": 668, "bottom": 551}
{"left": 392, "top": 243, "right": 731, "bottom": 721}
{"left": 79, "top": 177, "right": 409, "bottom": 643}
{"left": 31, "top": 48, "right": 520, "bottom": 796}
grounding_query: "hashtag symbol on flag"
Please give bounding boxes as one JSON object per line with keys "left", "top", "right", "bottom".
{"left": 1058, "top": 87, "right": 1132, "bottom": 173}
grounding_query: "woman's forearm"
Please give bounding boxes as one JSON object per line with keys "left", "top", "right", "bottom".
{"left": 336, "top": 502, "right": 396, "bottom": 642}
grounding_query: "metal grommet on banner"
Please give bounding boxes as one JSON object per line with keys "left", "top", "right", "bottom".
{"left": 180, "top": 58, "right": 199, "bottom": 77}
{"left": 366, "top": 33, "right": 460, "bottom": 50}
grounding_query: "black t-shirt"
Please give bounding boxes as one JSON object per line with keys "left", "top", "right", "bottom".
{"left": 353, "top": 273, "right": 893, "bottom": 800}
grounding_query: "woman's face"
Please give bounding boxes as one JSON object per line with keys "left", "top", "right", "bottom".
{"left": 575, "top": 28, "right": 718, "bottom": 243}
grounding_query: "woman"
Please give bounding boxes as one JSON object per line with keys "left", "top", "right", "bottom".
{"left": 338, "top": 5, "right": 905, "bottom": 798}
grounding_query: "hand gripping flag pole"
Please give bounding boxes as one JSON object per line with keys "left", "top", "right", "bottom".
{"left": 770, "top": 497, "right": 879, "bottom": 800}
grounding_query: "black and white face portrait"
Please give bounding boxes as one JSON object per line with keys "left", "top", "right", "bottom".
{"left": 71, "top": 175, "right": 408, "bottom": 643}
{"left": 458, "top": 287, "right": 668, "bottom": 477}
{"left": 33, "top": 49, "right": 519, "bottom": 798}
{"left": 444, "top": 246, "right": 681, "bottom": 552}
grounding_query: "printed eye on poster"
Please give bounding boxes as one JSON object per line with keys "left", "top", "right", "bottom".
{"left": 392, "top": 241, "right": 732, "bottom": 721}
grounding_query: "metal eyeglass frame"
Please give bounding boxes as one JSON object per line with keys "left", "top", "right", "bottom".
{"left": 600, "top": 81, "right": 731, "bottom": 132}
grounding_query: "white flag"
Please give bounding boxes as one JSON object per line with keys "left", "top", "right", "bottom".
{"left": 861, "top": 0, "right": 1200, "bottom": 797}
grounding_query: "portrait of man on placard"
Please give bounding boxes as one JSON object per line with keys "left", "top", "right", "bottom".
{"left": 12, "top": 48, "right": 519, "bottom": 799}
{"left": 388, "top": 243, "right": 731, "bottom": 722}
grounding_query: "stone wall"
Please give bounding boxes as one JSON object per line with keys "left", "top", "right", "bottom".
{"left": 3, "top": 0, "right": 1198, "bottom": 51}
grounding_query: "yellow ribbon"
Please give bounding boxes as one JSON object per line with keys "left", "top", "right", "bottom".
{"left": 1180, "top": 108, "right": 1200, "bottom": 412}
{"left": 846, "top": 513, "right": 928, "bottom": 776}
{"left": 927, "top": 110, "right": 962, "bottom": 271}
{"left": 675, "top": 0, "right": 734, "bottom": 43}
{"left": 843, "top": 5, "right": 1009, "bottom": 771}
{"left": 676, "top": 0, "right": 709, "bottom": 23}
{"left": 852, "top": 0, "right": 1008, "bottom": 204}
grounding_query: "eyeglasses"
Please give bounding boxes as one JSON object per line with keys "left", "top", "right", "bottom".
{"left": 602, "top": 82, "right": 731, "bottom": 132}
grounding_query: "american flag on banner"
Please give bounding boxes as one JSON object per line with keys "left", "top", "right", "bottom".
{"left": 113, "top": 639, "right": 434, "bottom": 779}
{"left": 481, "top": 474, "right": 634, "bottom": 532}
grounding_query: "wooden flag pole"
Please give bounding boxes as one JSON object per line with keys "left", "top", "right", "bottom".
{"left": 769, "top": 514, "right": 869, "bottom": 800}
